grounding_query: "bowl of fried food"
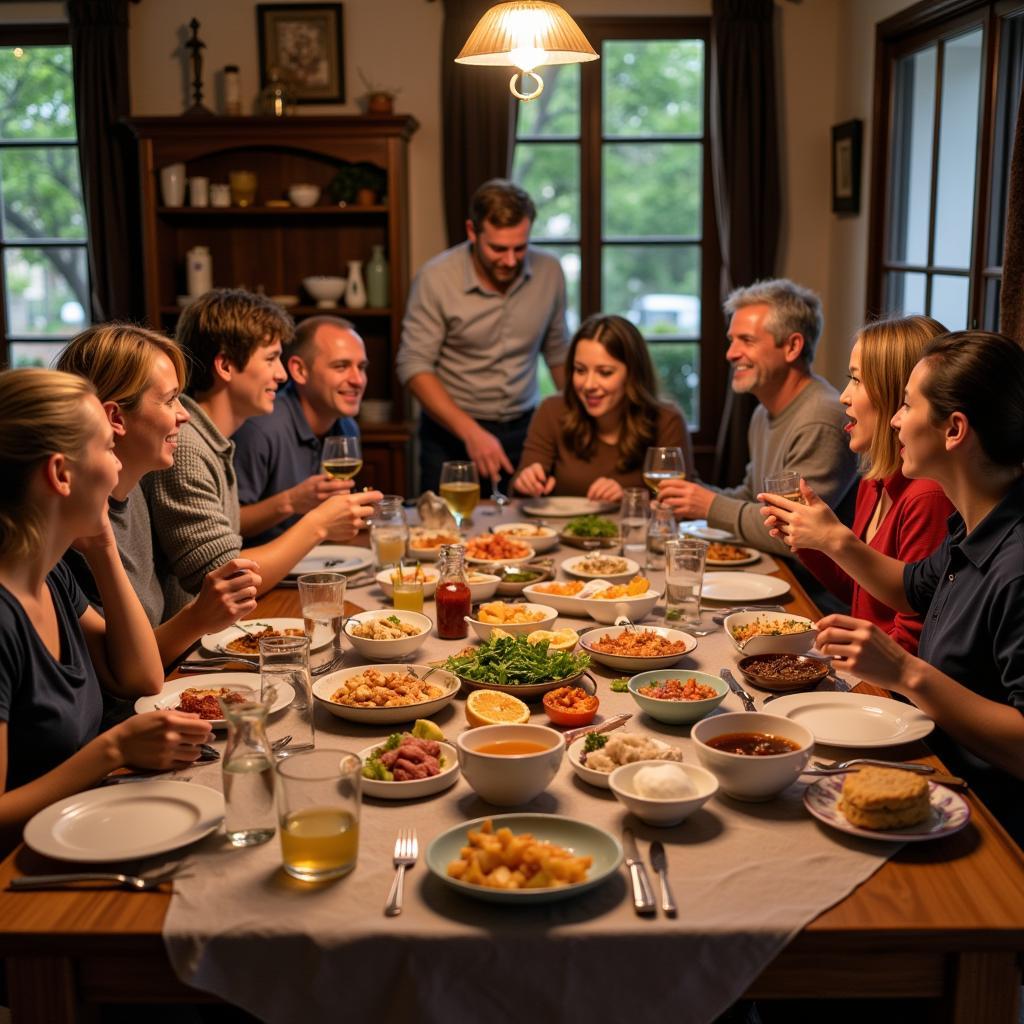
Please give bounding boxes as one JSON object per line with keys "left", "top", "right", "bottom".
{"left": 725, "top": 611, "right": 817, "bottom": 656}
{"left": 577, "top": 577, "right": 661, "bottom": 624}
{"left": 464, "top": 533, "right": 535, "bottom": 566}
{"left": 344, "top": 610, "right": 432, "bottom": 660}
{"left": 408, "top": 528, "right": 461, "bottom": 561}
{"left": 579, "top": 624, "right": 697, "bottom": 672}
{"left": 466, "top": 601, "right": 558, "bottom": 640}
{"left": 492, "top": 521, "right": 560, "bottom": 553}
{"left": 312, "top": 663, "right": 460, "bottom": 724}
{"left": 627, "top": 670, "right": 729, "bottom": 725}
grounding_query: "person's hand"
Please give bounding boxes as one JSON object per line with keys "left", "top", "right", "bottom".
{"left": 655, "top": 479, "right": 714, "bottom": 519}
{"left": 758, "top": 479, "right": 846, "bottom": 553}
{"left": 513, "top": 462, "right": 555, "bottom": 496}
{"left": 462, "top": 424, "right": 514, "bottom": 482}
{"left": 190, "top": 558, "right": 261, "bottom": 631}
{"left": 587, "top": 477, "right": 623, "bottom": 503}
{"left": 108, "top": 710, "right": 213, "bottom": 770}
{"left": 814, "top": 614, "right": 915, "bottom": 693}
{"left": 314, "top": 489, "right": 383, "bottom": 543}
{"left": 286, "top": 473, "right": 349, "bottom": 515}
{"left": 70, "top": 516, "right": 117, "bottom": 557}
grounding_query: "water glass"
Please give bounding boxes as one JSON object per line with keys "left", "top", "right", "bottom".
{"left": 219, "top": 687, "right": 277, "bottom": 848}
{"left": 620, "top": 487, "right": 650, "bottom": 560}
{"left": 369, "top": 495, "right": 408, "bottom": 569}
{"left": 260, "top": 635, "right": 315, "bottom": 752}
{"left": 297, "top": 572, "right": 346, "bottom": 671}
{"left": 275, "top": 749, "right": 361, "bottom": 882}
{"left": 646, "top": 501, "right": 678, "bottom": 571}
{"left": 664, "top": 538, "right": 707, "bottom": 627}
{"left": 763, "top": 470, "right": 804, "bottom": 504}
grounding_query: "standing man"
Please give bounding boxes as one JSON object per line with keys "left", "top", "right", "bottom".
{"left": 233, "top": 316, "right": 368, "bottom": 544}
{"left": 396, "top": 178, "right": 569, "bottom": 494}
{"left": 658, "top": 278, "right": 858, "bottom": 556}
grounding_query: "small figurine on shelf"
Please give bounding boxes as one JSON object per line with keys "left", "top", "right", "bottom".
{"left": 357, "top": 68, "right": 400, "bottom": 116}
{"left": 183, "top": 19, "right": 213, "bottom": 117}
{"left": 260, "top": 67, "right": 295, "bottom": 117}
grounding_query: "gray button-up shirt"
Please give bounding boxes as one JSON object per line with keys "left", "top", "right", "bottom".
{"left": 395, "top": 241, "right": 568, "bottom": 422}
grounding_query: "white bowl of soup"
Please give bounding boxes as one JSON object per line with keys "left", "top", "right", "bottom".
{"left": 456, "top": 724, "right": 564, "bottom": 806}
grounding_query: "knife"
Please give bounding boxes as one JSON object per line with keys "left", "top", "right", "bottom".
{"left": 621, "top": 827, "right": 656, "bottom": 915}
{"left": 720, "top": 668, "right": 757, "bottom": 712}
{"left": 648, "top": 841, "right": 677, "bottom": 917}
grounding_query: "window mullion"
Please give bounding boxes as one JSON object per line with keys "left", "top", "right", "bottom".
{"left": 925, "top": 38, "right": 945, "bottom": 318}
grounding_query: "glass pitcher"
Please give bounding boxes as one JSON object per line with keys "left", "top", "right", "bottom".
{"left": 219, "top": 687, "right": 278, "bottom": 847}
{"left": 369, "top": 495, "right": 408, "bottom": 570}
{"left": 646, "top": 501, "right": 678, "bottom": 571}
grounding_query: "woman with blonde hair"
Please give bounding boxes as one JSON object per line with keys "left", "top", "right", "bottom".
{"left": 58, "top": 324, "right": 261, "bottom": 667}
{"left": 764, "top": 315, "right": 952, "bottom": 653}
{"left": 512, "top": 314, "right": 694, "bottom": 501}
{"left": 0, "top": 368, "right": 210, "bottom": 843}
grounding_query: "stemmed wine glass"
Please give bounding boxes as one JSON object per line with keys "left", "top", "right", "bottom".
{"left": 439, "top": 461, "right": 480, "bottom": 532}
{"left": 321, "top": 435, "right": 362, "bottom": 481}
{"left": 642, "top": 446, "right": 686, "bottom": 497}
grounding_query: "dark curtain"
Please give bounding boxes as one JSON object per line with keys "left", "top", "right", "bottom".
{"left": 708, "top": 0, "right": 781, "bottom": 486}
{"left": 441, "top": 0, "right": 516, "bottom": 248}
{"left": 999, "top": 80, "right": 1024, "bottom": 341}
{"left": 68, "top": 0, "right": 141, "bottom": 322}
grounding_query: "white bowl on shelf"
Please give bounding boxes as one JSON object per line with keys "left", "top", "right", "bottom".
{"left": 302, "top": 275, "right": 346, "bottom": 308}
{"left": 288, "top": 183, "right": 321, "bottom": 207}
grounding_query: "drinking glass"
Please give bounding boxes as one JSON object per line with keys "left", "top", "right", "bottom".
{"left": 646, "top": 501, "right": 678, "bottom": 571}
{"left": 259, "top": 635, "right": 314, "bottom": 752}
{"left": 297, "top": 572, "right": 346, "bottom": 672}
{"left": 643, "top": 447, "right": 687, "bottom": 496}
{"left": 439, "top": 460, "right": 479, "bottom": 532}
{"left": 228, "top": 169, "right": 258, "bottom": 207}
{"left": 275, "top": 749, "right": 361, "bottom": 882}
{"left": 369, "top": 495, "right": 408, "bottom": 569}
{"left": 763, "top": 470, "right": 805, "bottom": 505}
{"left": 620, "top": 487, "right": 650, "bottom": 560}
{"left": 321, "top": 435, "right": 362, "bottom": 482}
{"left": 392, "top": 575, "right": 425, "bottom": 613}
{"left": 219, "top": 687, "right": 277, "bottom": 848}
{"left": 664, "top": 538, "right": 707, "bottom": 627}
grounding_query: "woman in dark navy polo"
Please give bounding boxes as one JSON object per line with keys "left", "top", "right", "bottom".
{"left": 766, "top": 331, "right": 1024, "bottom": 843}
{"left": 0, "top": 369, "right": 212, "bottom": 847}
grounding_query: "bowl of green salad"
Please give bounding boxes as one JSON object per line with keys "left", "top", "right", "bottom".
{"left": 559, "top": 515, "right": 622, "bottom": 550}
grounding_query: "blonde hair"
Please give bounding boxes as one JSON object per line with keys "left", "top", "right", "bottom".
{"left": 0, "top": 368, "right": 96, "bottom": 560}
{"left": 57, "top": 323, "right": 186, "bottom": 410}
{"left": 857, "top": 315, "right": 947, "bottom": 479}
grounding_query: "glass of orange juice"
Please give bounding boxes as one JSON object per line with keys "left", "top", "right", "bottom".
{"left": 275, "top": 749, "right": 361, "bottom": 882}
{"left": 392, "top": 576, "right": 425, "bottom": 613}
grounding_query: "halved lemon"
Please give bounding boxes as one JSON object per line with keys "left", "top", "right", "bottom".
{"left": 465, "top": 689, "right": 530, "bottom": 728}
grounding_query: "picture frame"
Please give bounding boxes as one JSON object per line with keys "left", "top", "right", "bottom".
{"left": 257, "top": 4, "right": 344, "bottom": 104}
{"left": 831, "top": 119, "right": 863, "bottom": 215}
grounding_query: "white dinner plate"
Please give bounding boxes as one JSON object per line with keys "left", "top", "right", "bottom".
{"left": 201, "top": 618, "right": 307, "bottom": 657}
{"left": 766, "top": 691, "right": 934, "bottom": 748}
{"left": 705, "top": 545, "right": 761, "bottom": 568}
{"left": 700, "top": 572, "right": 790, "bottom": 602}
{"left": 288, "top": 544, "right": 372, "bottom": 577}
{"left": 24, "top": 781, "right": 225, "bottom": 862}
{"left": 134, "top": 674, "right": 293, "bottom": 730}
{"left": 803, "top": 776, "right": 970, "bottom": 842}
{"left": 679, "top": 520, "right": 736, "bottom": 541}
{"left": 521, "top": 497, "right": 619, "bottom": 518}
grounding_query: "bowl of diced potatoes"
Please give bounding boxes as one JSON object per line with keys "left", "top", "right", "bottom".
{"left": 465, "top": 602, "right": 557, "bottom": 640}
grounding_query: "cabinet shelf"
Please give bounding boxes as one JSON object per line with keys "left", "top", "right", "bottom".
{"left": 159, "top": 304, "right": 393, "bottom": 317}
{"left": 157, "top": 205, "right": 388, "bottom": 217}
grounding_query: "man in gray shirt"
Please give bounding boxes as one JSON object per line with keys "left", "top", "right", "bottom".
{"left": 396, "top": 178, "right": 569, "bottom": 493}
{"left": 658, "top": 279, "right": 857, "bottom": 556}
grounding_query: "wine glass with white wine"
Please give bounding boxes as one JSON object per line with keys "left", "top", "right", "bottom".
{"left": 321, "top": 435, "right": 362, "bottom": 482}
{"left": 642, "top": 446, "right": 686, "bottom": 497}
{"left": 439, "top": 460, "right": 479, "bottom": 532}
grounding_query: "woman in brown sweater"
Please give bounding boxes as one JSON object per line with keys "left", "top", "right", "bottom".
{"left": 512, "top": 314, "right": 694, "bottom": 500}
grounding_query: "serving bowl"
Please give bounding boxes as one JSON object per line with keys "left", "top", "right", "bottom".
{"left": 312, "top": 663, "right": 459, "bottom": 724}
{"left": 287, "top": 183, "right": 321, "bottom": 207}
{"left": 408, "top": 529, "right": 461, "bottom": 561}
{"left": 375, "top": 566, "right": 440, "bottom": 600}
{"left": 565, "top": 734, "right": 683, "bottom": 790}
{"left": 302, "top": 275, "right": 346, "bottom": 308}
{"left": 492, "top": 522, "right": 560, "bottom": 553}
{"left": 627, "top": 670, "right": 728, "bottom": 725}
{"left": 579, "top": 624, "right": 696, "bottom": 672}
{"left": 578, "top": 589, "right": 660, "bottom": 625}
{"left": 357, "top": 740, "right": 460, "bottom": 800}
{"left": 724, "top": 611, "right": 816, "bottom": 656}
{"left": 562, "top": 554, "right": 640, "bottom": 584}
{"left": 466, "top": 602, "right": 558, "bottom": 640}
{"left": 493, "top": 563, "right": 551, "bottom": 596}
{"left": 736, "top": 652, "right": 828, "bottom": 693}
{"left": 608, "top": 760, "right": 719, "bottom": 827}
{"left": 691, "top": 711, "right": 814, "bottom": 801}
{"left": 466, "top": 571, "right": 500, "bottom": 602}
{"left": 456, "top": 724, "right": 564, "bottom": 806}
{"left": 344, "top": 609, "right": 432, "bottom": 660}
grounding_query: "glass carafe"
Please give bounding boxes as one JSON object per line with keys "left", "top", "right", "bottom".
{"left": 646, "top": 501, "right": 678, "bottom": 571}
{"left": 435, "top": 543, "right": 471, "bottom": 639}
{"left": 220, "top": 688, "right": 277, "bottom": 847}
{"left": 369, "top": 495, "right": 408, "bottom": 569}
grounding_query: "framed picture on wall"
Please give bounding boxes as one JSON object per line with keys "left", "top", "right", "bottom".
{"left": 831, "top": 119, "right": 863, "bottom": 215}
{"left": 257, "top": 4, "right": 344, "bottom": 104}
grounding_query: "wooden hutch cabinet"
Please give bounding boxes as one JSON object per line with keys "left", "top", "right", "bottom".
{"left": 126, "top": 115, "right": 418, "bottom": 495}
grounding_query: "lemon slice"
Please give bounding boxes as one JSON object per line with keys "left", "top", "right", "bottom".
{"left": 465, "top": 689, "right": 530, "bottom": 728}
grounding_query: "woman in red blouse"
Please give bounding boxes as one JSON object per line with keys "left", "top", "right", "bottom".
{"left": 762, "top": 315, "right": 952, "bottom": 653}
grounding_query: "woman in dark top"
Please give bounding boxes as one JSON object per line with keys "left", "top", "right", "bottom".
{"left": 763, "top": 331, "right": 1024, "bottom": 843}
{"left": 512, "top": 314, "right": 694, "bottom": 501}
{"left": 0, "top": 368, "right": 211, "bottom": 844}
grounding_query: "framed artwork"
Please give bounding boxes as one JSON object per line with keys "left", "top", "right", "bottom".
{"left": 257, "top": 4, "right": 344, "bottom": 104}
{"left": 831, "top": 119, "right": 863, "bottom": 215}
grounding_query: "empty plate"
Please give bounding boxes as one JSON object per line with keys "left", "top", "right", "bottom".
{"left": 767, "top": 691, "right": 934, "bottom": 748}
{"left": 521, "top": 497, "right": 619, "bottom": 517}
{"left": 700, "top": 571, "right": 790, "bottom": 602}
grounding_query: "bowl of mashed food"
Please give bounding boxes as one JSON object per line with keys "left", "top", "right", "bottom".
{"left": 609, "top": 760, "right": 720, "bottom": 826}
{"left": 566, "top": 731, "right": 685, "bottom": 790}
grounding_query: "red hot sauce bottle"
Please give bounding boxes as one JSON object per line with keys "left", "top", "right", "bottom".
{"left": 435, "top": 543, "right": 471, "bottom": 640}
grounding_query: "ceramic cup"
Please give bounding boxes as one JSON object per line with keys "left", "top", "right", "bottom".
{"left": 188, "top": 176, "right": 209, "bottom": 207}
{"left": 210, "top": 183, "right": 231, "bottom": 208}
{"left": 159, "top": 162, "right": 186, "bottom": 207}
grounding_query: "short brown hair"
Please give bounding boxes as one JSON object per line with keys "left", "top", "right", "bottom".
{"left": 57, "top": 323, "right": 186, "bottom": 411}
{"left": 468, "top": 178, "right": 536, "bottom": 231}
{"left": 176, "top": 289, "right": 295, "bottom": 396}
{"left": 287, "top": 314, "right": 357, "bottom": 365}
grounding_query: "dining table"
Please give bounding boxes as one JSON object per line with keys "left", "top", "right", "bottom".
{"left": 1, "top": 505, "right": 1023, "bottom": 1023}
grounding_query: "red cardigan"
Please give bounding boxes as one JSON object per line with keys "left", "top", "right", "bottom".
{"left": 798, "top": 472, "right": 952, "bottom": 654}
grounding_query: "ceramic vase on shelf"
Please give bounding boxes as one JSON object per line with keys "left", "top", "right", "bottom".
{"left": 186, "top": 245, "right": 213, "bottom": 297}
{"left": 345, "top": 259, "right": 367, "bottom": 309}
{"left": 366, "top": 245, "right": 389, "bottom": 307}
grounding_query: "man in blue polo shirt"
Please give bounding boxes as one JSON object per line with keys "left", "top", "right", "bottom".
{"left": 233, "top": 316, "right": 367, "bottom": 544}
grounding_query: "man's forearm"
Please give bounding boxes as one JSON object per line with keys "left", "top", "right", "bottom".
{"left": 408, "top": 372, "right": 479, "bottom": 440}
{"left": 548, "top": 362, "right": 566, "bottom": 389}
{"left": 239, "top": 491, "right": 294, "bottom": 537}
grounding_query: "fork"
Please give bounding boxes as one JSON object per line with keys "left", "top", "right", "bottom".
{"left": 490, "top": 479, "right": 511, "bottom": 509}
{"left": 813, "top": 757, "right": 934, "bottom": 774}
{"left": 384, "top": 828, "right": 418, "bottom": 917}
{"left": 9, "top": 864, "right": 186, "bottom": 892}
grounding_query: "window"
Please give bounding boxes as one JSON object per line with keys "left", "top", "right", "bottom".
{"left": 0, "top": 26, "right": 89, "bottom": 367}
{"left": 868, "top": 1, "right": 1024, "bottom": 330}
{"left": 511, "top": 18, "right": 722, "bottom": 449}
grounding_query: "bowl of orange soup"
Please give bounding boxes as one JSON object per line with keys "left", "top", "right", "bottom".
{"left": 456, "top": 724, "right": 565, "bottom": 806}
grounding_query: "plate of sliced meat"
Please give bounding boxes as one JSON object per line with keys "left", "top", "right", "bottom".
{"left": 357, "top": 738, "right": 460, "bottom": 799}
{"left": 135, "top": 674, "right": 293, "bottom": 729}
